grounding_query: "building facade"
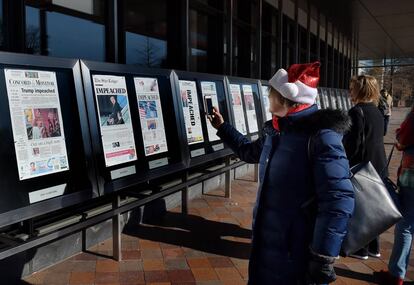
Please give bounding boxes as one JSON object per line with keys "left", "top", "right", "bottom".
{"left": 0, "top": 0, "right": 356, "bottom": 88}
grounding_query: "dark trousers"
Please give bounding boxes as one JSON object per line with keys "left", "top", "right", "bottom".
{"left": 384, "top": 115, "right": 390, "bottom": 136}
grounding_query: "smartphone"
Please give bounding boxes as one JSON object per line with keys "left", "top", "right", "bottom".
{"left": 204, "top": 96, "right": 214, "bottom": 115}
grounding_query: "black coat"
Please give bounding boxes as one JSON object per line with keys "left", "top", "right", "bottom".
{"left": 343, "top": 102, "right": 387, "bottom": 175}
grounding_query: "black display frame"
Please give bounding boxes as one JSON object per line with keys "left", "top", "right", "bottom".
{"left": 172, "top": 70, "right": 234, "bottom": 168}
{"left": 0, "top": 52, "right": 98, "bottom": 228}
{"left": 226, "top": 76, "right": 265, "bottom": 141}
{"left": 80, "top": 60, "right": 188, "bottom": 196}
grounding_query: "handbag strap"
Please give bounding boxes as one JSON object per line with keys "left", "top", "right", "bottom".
{"left": 380, "top": 145, "right": 395, "bottom": 177}
{"left": 357, "top": 106, "right": 366, "bottom": 159}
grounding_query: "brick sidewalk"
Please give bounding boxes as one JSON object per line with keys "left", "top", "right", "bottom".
{"left": 24, "top": 108, "right": 413, "bottom": 285}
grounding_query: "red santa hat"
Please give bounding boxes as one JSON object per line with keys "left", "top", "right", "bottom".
{"left": 269, "top": 62, "right": 320, "bottom": 104}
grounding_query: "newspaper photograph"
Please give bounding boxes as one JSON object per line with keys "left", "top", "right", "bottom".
{"left": 242, "top": 85, "right": 259, "bottom": 133}
{"left": 4, "top": 69, "right": 69, "bottom": 180}
{"left": 200, "top": 81, "right": 220, "bottom": 142}
{"left": 229, "top": 84, "right": 247, "bottom": 135}
{"left": 261, "top": 85, "right": 273, "bottom": 121}
{"left": 179, "top": 80, "right": 204, "bottom": 145}
{"left": 93, "top": 74, "right": 137, "bottom": 167}
{"left": 134, "top": 77, "right": 168, "bottom": 156}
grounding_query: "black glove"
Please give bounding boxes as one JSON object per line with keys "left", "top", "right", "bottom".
{"left": 306, "top": 248, "right": 337, "bottom": 284}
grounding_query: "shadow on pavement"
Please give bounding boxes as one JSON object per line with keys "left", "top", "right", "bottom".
{"left": 124, "top": 211, "right": 252, "bottom": 259}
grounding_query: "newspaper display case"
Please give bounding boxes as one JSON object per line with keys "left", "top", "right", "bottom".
{"left": 318, "top": 88, "right": 331, "bottom": 109}
{"left": 258, "top": 81, "right": 273, "bottom": 122}
{"left": 334, "top": 89, "right": 344, "bottom": 110}
{"left": 172, "top": 71, "right": 233, "bottom": 167}
{"left": 327, "top": 89, "right": 338, "bottom": 109}
{"left": 80, "top": 60, "right": 187, "bottom": 195}
{"left": 226, "top": 77, "right": 264, "bottom": 141}
{"left": 0, "top": 52, "right": 98, "bottom": 227}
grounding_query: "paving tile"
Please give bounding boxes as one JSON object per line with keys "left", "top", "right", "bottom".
{"left": 122, "top": 250, "right": 141, "bottom": 260}
{"left": 141, "top": 248, "right": 163, "bottom": 259}
{"left": 143, "top": 259, "right": 165, "bottom": 271}
{"left": 73, "top": 252, "right": 98, "bottom": 261}
{"left": 71, "top": 260, "right": 97, "bottom": 272}
{"left": 167, "top": 269, "right": 195, "bottom": 282}
{"left": 43, "top": 272, "right": 71, "bottom": 285}
{"left": 191, "top": 268, "right": 219, "bottom": 281}
{"left": 140, "top": 240, "right": 161, "bottom": 249}
{"left": 187, "top": 258, "right": 212, "bottom": 269}
{"left": 214, "top": 268, "right": 242, "bottom": 281}
{"left": 163, "top": 248, "right": 185, "bottom": 259}
{"left": 164, "top": 258, "right": 190, "bottom": 270}
{"left": 207, "top": 257, "right": 233, "bottom": 268}
{"left": 94, "top": 272, "right": 119, "bottom": 283}
{"left": 96, "top": 259, "right": 119, "bottom": 272}
{"left": 195, "top": 281, "right": 223, "bottom": 285}
{"left": 119, "top": 271, "right": 145, "bottom": 284}
{"left": 144, "top": 270, "right": 170, "bottom": 283}
{"left": 69, "top": 272, "right": 95, "bottom": 284}
{"left": 119, "top": 260, "right": 143, "bottom": 272}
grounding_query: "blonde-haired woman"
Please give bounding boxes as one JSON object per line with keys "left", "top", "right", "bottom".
{"left": 343, "top": 75, "right": 388, "bottom": 259}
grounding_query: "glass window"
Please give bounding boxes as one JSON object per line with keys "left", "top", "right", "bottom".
{"left": 0, "top": 0, "right": 4, "bottom": 50}
{"left": 261, "top": 1, "right": 279, "bottom": 79}
{"left": 123, "top": 0, "right": 168, "bottom": 68}
{"left": 189, "top": 2, "right": 226, "bottom": 74}
{"left": 25, "top": 0, "right": 106, "bottom": 61}
{"left": 25, "top": 5, "right": 40, "bottom": 54}
{"left": 233, "top": 0, "right": 260, "bottom": 78}
{"left": 282, "top": 15, "right": 295, "bottom": 68}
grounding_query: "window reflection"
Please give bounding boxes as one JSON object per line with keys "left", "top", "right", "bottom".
{"left": 47, "top": 12, "right": 105, "bottom": 60}
{"left": 126, "top": 32, "right": 167, "bottom": 67}
{"left": 123, "top": 0, "right": 168, "bottom": 67}
{"left": 25, "top": 0, "right": 106, "bottom": 61}
{"left": 25, "top": 6, "right": 41, "bottom": 54}
{"left": 189, "top": 4, "right": 225, "bottom": 74}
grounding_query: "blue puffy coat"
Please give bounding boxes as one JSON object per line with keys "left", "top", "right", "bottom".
{"left": 217, "top": 105, "right": 355, "bottom": 284}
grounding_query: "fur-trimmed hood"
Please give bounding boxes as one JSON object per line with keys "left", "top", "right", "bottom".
{"left": 263, "top": 107, "right": 351, "bottom": 136}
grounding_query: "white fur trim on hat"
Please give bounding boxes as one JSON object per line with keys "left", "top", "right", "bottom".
{"left": 269, "top": 68, "right": 317, "bottom": 104}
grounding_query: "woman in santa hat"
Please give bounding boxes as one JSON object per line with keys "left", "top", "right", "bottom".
{"left": 209, "top": 62, "right": 355, "bottom": 285}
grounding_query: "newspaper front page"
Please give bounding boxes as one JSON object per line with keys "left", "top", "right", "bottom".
{"left": 4, "top": 69, "right": 69, "bottom": 180}
{"left": 134, "top": 77, "right": 168, "bottom": 156}
{"left": 229, "top": 84, "right": 247, "bottom": 135}
{"left": 261, "top": 85, "right": 273, "bottom": 121}
{"left": 200, "top": 81, "right": 220, "bottom": 142}
{"left": 242, "top": 85, "right": 259, "bottom": 133}
{"left": 179, "top": 80, "right": 204, "bottom": 145}
{"left": 92, "top": 75, "right": 137, "bottom": 167}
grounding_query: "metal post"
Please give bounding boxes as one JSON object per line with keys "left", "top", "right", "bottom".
{"left": 107, "top": 0, "right": 120, "bottom": 63}
{"left": 225, "top": 157, "right": 232, "bottom": 198}
{"left": 112, "top": 195, "right": 121, "bottom": 261}
{"left": 182, "top": 173, "right": 188, "bottom": 214}
{"left": 253, "top": 164, "right": 259, "bottom": 182}
{"left": 82, "top": 229, "right": 87, "bottom": 252}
